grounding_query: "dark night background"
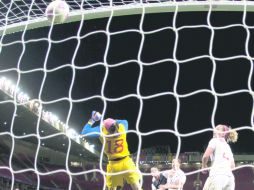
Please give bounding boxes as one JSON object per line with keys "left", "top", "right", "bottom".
{"left": 1, "top": 10, "right": 254, "bottom": 155}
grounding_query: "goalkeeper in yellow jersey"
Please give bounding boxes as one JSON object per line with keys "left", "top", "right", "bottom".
{"left": 81, "top": 111, "right": 142, "bottom": 190}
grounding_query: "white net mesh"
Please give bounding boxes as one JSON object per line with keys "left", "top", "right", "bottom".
{"left": 0, "top": 0, "right": 254, "bottom": 189}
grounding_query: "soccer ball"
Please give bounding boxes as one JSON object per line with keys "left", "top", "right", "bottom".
{"left": 45, "top": 0, "right": 70, "bottom": 24}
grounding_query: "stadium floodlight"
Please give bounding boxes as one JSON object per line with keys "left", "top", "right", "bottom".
{"left": 0, "top": 76, "right": 71, "bottom": 134}
{"left": 66, "top": 128, "right": 78, "bottom": 139}
{"left": 0, "top": 78, "right": 22, "bottom": 99}
{"left": 33, "top": 101, "right": 40, "bottom": 108}
{"left": 42, "top": 111, "right": 51, "bottom": 123}
{"left": 29, "top": 99, "right": 42, "bottom": 114}
{"left": 22, "top": 93, "right": 30, "bottom": 102}
{"left": 89, "top": 145, "right": 95, "bottom": 154}
{"left": 17, "top": 92, "right": 30, "bottom": 103}
{"left": 50, "top": 113, "right": 59, "bottom": 122}
{"left": 66, "top": 128, "right": 81, "bottom": 144}
{"left": 0, "top": 77, "right": 6, "bottom": 89}
{"left": 84, "top": 141, "right": 95, "bottom": 154}
{"left": 9, "top": 84, "right": 20, "bottom": 97}
{"left": 17, "top": 92, "right": 23, "bottom": 102}
{"left": 3, "top": 79, "right": 11, "bottom": 92}
{"left": 0, "top": 76, "right": 6, "bottom": 81}
{"left": 58, "top": 121, "right": 68, "bottom": 133}
{"left": 48, "top": 113, "right": 59, "bottom": 126}
{"left": 60, "top": 121, "right": 69, "bottom": 129}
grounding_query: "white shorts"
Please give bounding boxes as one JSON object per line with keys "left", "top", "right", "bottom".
{"left": 203, "top": 175, "right": 235, "bottom": 190}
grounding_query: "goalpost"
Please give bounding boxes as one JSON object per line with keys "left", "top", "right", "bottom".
{"left": 0, "top": 0, "right": 254, "bottom": 189}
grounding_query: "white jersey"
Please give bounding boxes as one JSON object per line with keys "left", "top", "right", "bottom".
{"left": 208, "top": 138, "right": 234, "bottom": 177}
{"left": 162, "top": 169, "right": 186, "bottom": 189}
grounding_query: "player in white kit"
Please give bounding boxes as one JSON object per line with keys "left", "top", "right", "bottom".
{"left": 151, "top": 167, "right": 168, "bottom": 190}
{"left": 158, "top": 158, "right": 186, "bottom": 190}
{"left": 202, "top": 124, "right": 238, "bottom": 190}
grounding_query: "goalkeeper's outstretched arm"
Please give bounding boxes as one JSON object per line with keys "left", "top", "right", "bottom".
{"left": 81, "top": 111, "right": 102, "bottom": 138}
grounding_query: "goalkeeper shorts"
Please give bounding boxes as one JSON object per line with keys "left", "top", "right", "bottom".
{"left": 106, "top": 156, "right": 141, "bottom": 188}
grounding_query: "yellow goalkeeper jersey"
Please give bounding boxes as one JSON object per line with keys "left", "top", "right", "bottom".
{"left": 100, "top": 124, "right": 130, "bottom": 160}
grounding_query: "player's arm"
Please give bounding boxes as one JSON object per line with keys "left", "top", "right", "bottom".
{"left": 202, "top": 147, "right": 213, "bottom": 172}
{"left": 157, "top": 171, "right": 169, "bottom": 190}
{"left": 151, "top": 184, "right": 157, "bottom": 190}
{"left": 231, "top": 158, "right": 235, "bottom": 169}
{"left": 158, "top": 184, "right": 168, "bottom": 190}
{"left": 161, "top": 170, "right": 169, "bottom": 178}
{"left": 202, "top": 147, "right": 213, "bottom": 165}
{"left": 151, "top": 177, "right": 157, "bottom": 190}
{"left": 80, "top": 111, "right": 102, "bottom": 138}
{"left": 81, "top": 122, "right": 100, "bottom": 137}
{"left": 160, "top": 178, "right": 185, "bottom": 189}
{"left": 202, "top": 139, "right": 215, "bottom": 173}
{"left": 116, "top": 119, "right": 128, "bottom": 131}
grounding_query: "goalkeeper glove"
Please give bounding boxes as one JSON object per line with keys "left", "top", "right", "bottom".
{"left": 91, "top": 111, "right": 102, "bottom": 122}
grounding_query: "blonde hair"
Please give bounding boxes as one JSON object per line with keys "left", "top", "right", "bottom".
{"left": 227, "top": 128, "right": 238, "bottom": 143}
{"left": 214, "top": 124, "right": 238, "bottom": 143}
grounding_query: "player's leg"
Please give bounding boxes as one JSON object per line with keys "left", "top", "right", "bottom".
{"left": 214, "top": 175, "right": 233, "bottom": 190}
{"left": 106, "top": 173, "right": 117, "bottom": 190}
{"left": 224, "top": 176, "right": 235, "bottom": 190}
{"left": 106, "top": 163, "right": 120, "bottom": 190}
{"left": 206, "top": 174, "right": 235, "bottom": 190}
{"left": 203, "top": 178, "right": 210, "bottom": 190}
{"left": 106, "top": 161, "right": 124, "bottom": 189}
{"left": 129, "top": 183, "right": 142, "bottom": 190}
{"left": 107, "top": 188, "right": 117, "bottom": 190}
{"left": 122, "top": 157, "right": 143, "bottom": 190}
{"left": 203, "top": 176, "right": 220, "bottom": 190}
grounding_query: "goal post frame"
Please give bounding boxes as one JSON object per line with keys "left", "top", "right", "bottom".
{"left": 1, "top": 1, "right": 254, "bottom": 36}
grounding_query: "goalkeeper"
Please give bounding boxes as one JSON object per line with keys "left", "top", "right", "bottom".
{"left": 81, "top": 111, "right": 142, "bottom": 190}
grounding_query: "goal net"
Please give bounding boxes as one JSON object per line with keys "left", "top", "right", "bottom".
{"left": 0, "top": 0, "right": 254, "bottom": 189}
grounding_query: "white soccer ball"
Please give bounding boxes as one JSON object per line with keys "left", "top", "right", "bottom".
{"left": 45, "top": 0, "right": 70, "bottom": 24}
